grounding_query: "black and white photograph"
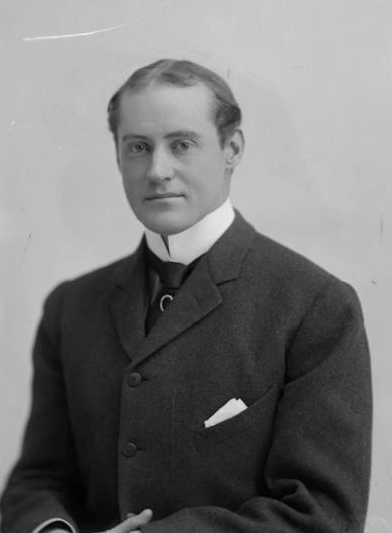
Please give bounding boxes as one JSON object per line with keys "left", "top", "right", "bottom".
{"left": 0, "top": 2, "right": 390, "bottom": 532}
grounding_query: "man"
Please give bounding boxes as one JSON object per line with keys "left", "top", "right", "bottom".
{"left": 1, "top": 59, "right": 372, "bottom": 533}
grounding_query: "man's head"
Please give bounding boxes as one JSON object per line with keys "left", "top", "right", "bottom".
{"left": 108, "top": 59, "right": 244, "bottom": 235}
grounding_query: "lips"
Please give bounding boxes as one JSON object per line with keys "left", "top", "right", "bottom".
{"left": 146, "top": 193, "right": 184, "bottom": 200}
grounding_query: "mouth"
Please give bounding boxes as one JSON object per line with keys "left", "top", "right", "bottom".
{"left": 145, "top": 193, "right": 184, "bottom": 201}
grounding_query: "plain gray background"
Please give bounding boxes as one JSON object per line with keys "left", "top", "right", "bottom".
{"left": 1, "top": 1, "right": 391, "bottom": 531}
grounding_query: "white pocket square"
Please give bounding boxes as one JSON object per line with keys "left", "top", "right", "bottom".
{"left": 204, "top": 398, "right": 247, "bottom": 428}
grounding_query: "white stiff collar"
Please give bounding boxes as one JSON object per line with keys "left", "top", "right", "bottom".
{"left": 145, "top": 198, "right": 235, "bottom": 265}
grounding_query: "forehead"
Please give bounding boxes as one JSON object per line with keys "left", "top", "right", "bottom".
{"left": 116, "top": 83, "right": 217, "bottom": 137}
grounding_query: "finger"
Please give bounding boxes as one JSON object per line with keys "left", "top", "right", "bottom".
{"left": 116, "top": 509, "right": 153, "bottom": 532}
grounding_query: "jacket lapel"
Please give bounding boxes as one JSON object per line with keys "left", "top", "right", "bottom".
{"left": 129, "top": 256, "right": 221, "bottom": 368}
{"left": 109, "top": 211, "right": 256, "bottom": 367}
{"left": 129, "top": 211, "right": 256, "bottom": 368}
{"left": 109, "top": 242, "right": 148, "bottom": 360}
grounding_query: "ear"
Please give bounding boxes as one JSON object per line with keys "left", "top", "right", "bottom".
{"left": 224, "top": 129, "right": 245, "bottom": 170}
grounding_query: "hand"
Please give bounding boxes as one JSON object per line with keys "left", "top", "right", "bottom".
{"left": 95, "top": 509, "right": 153, "bottom": 533}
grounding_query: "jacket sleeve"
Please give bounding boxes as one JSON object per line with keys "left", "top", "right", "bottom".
{"left": 0, "top": 283, "right": 83, "bottom": 533}
{"left": 140, "top": 280, "right": 372, "bottom": 533}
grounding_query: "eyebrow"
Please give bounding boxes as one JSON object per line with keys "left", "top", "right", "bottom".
{"left": 165, "top": 130, "right": 202, "bottom": 141}
{"left": 121, "top": 130, "right": 202, "bottom": 142}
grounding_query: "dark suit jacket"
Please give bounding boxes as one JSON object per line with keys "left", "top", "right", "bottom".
{"left": 1, "top": 212, "right": 372, "bottom": 533}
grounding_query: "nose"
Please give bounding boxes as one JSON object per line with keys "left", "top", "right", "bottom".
{"left": 146, "top": 146, "right": 174, "bottom": 183}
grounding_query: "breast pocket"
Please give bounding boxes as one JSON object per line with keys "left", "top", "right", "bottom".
{"left": 193, "top": 384, "right": 280, "bottom": 454}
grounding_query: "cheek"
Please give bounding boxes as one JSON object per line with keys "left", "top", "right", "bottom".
{"left": 190, "top": 165, "right": 225, "bottom": 195}
{"left": 121, "top": 161, "right": 144, "bottom": 185}
{"left": 121, "top": 170, "right": 144, "bottom": 204}
{"left": 183, "top": 158, "right": 216, "bottom": 186}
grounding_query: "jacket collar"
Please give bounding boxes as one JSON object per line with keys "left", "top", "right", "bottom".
{"left": 206, "top": 209, "right": 256, "bottom": 284}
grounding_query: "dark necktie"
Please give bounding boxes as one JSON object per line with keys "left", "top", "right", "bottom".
{"left": 145, "top": 250, "right": 192, "bottom": 332}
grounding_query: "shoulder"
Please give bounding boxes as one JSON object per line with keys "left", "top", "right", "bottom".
{"left": 240, "top": 217, "right": 361, "bottom": 315}
{"left": 42, "top": 250, "right": 139, "bottom": 315}
{"left": 249, "top": 230, "right": 334, "bottom": 286}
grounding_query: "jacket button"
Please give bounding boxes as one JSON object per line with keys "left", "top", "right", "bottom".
{"left": 122, "top": 441, "right": 138, "bottom": 457}
{"left": 127, "top": 372, "right": 142, "bottom": 387}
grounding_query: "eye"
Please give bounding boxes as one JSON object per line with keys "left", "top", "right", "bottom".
{"left": 172, "top": 139, "right": 194, "bottom": 154}
{"left": 126, "top": 142, "right": 150, "bottom": 155}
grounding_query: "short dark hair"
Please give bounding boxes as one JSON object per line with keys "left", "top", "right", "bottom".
{"left": 107, "top": 59, "right": 242, "bottom": 147}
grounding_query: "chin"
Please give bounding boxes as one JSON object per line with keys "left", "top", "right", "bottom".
{"left": 141, "top": 213, "right": 195, "bottom": 236}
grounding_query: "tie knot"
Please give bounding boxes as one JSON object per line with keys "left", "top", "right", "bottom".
{"left": 147, "top": 249, "right": 189, "bottom": 290}
{"left": 158, "top": 261, "right": 189, "bottom": 289}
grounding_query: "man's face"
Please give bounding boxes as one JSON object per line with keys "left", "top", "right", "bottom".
{"left": 116, "top": 83, "right": 240, "bottom": 235}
